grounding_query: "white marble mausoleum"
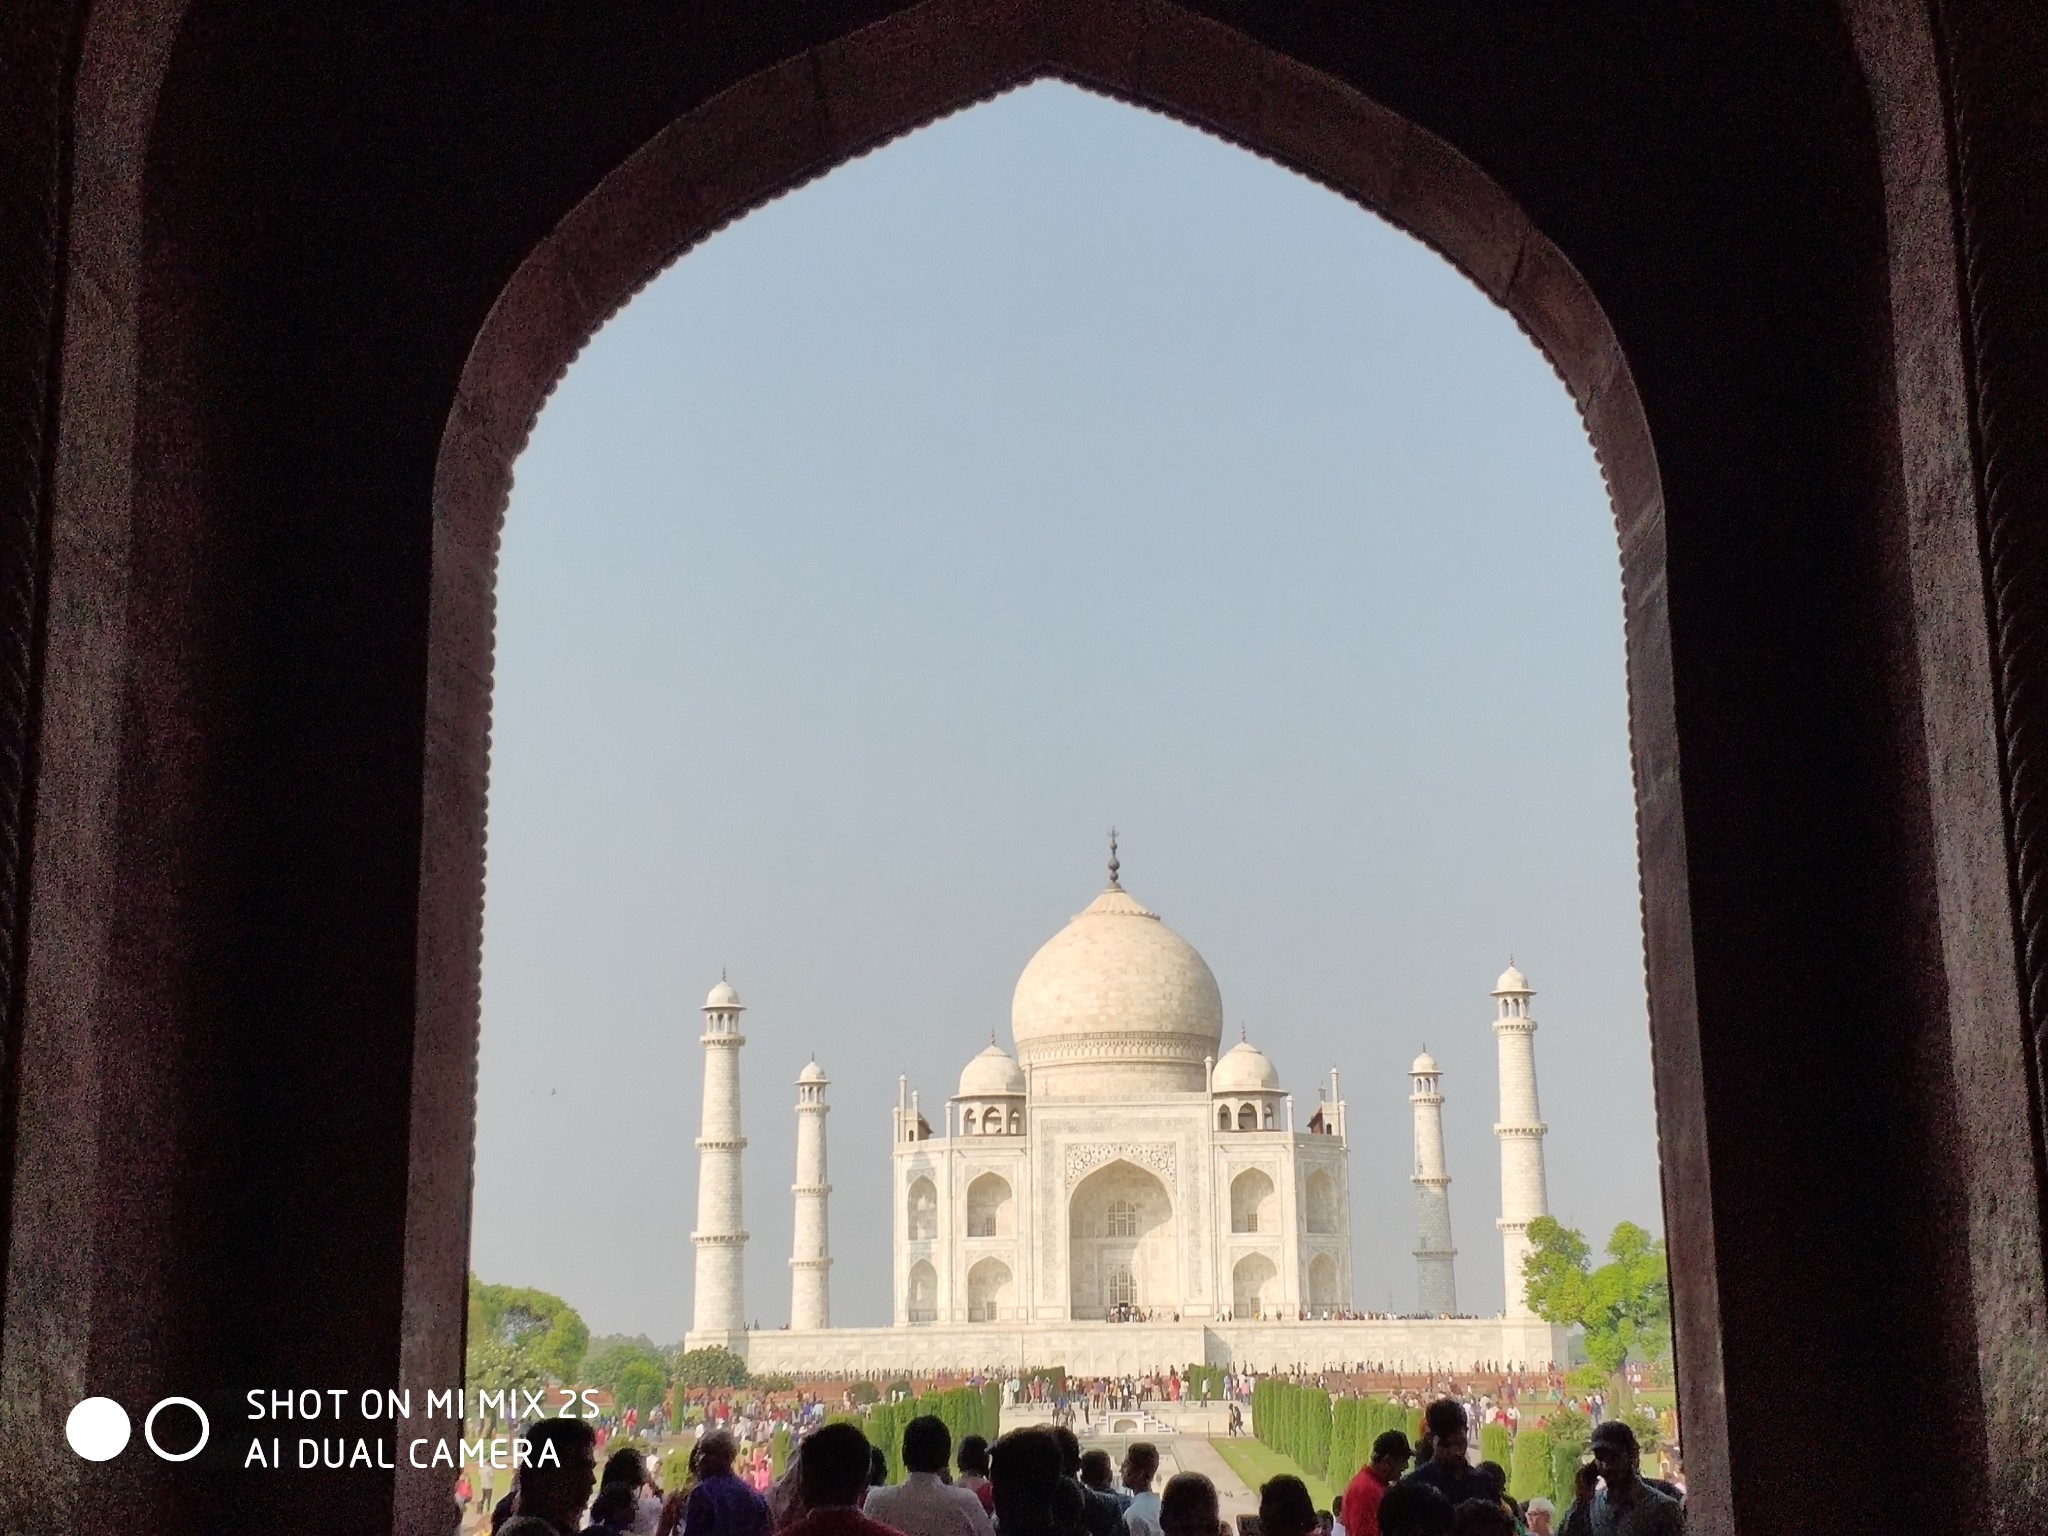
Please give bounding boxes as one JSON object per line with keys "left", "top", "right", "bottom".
{"left": 684, "top": 841, "right": 1567, "bottom": 1375}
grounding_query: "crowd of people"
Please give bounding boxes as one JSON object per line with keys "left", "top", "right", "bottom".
{"left": 477, "top": 1394, "right": 1681, "bottom": 1536}
{"left": 1337, "top": 1398, "right": 1682, "bottom": 1535}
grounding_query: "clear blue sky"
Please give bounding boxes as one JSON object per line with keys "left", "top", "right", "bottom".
{"left": 470, "top": 81, "right": 1658, "bottom": 1342}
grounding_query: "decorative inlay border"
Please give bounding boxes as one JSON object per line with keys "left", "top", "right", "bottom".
{"left": 1065, "top": 1142, "right": 1176, "bottom": 1189}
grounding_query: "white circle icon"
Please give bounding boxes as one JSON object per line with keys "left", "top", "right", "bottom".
{"left": 66, "top": 1398, "right": 131, "bottom": 1461}
{"left": 143, "top": 1397, "right": 209, "bottom": 1462}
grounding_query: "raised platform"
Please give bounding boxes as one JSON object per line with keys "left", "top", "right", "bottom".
{"left": 732, "top": 1317, "right": 1563, "bottom": 1376}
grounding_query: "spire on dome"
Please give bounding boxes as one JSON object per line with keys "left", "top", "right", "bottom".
{"left": 1107, "top": 827, "right": 1122, "bottom": 890}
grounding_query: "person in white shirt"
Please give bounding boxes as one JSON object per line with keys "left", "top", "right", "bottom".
{"left": 863, "top": 1416, "right": 996, "bottom": 1536}
{"left": 1119, "top": 1443, "right": 1162, "bottom": 1536}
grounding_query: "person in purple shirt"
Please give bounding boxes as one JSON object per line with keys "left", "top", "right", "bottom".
{"left": 679, "top": 1430, "right": 773, "bottom": 1536}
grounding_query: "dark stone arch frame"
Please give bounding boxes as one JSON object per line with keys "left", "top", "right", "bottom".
{"left": 426, "top": 6, "right": 1685, "bottom": 1515}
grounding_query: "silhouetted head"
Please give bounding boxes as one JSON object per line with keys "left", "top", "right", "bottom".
{"left": 1371, "top": 1431, "right": 1413, "bottom": 1480}
{"left": 1377, "top": 1482, "right": 1454, "bottom": 1536}
{"left": 1449, "top": 1498, "right": 1514, "bottom": 1536}
{"left": 1121, "top": 1442, "right": 1160, "bottom": 1493}
{"left": 692, "top": 1430, "right": 739, "bottom": 1479}
{"left": 1588, "top": 1421, "right": 1640, "bottom": 1494}
{"left": 903, "top": 1415, "right": 952, "bottom": 1476}
{"left": 991, "top": 1428, "right": 1064, "bottom": 1536}
{"left": 799, "top": 1423, "right": 872, "bottom": 1508}
{"left": 1258, "top": 1475, "right": 1317, "bottom": 1536}
{"left": 1423, "top": 1401, "right": 1467, "bottom": 1463}
{"left": 515, "top": 1418, "right": 599, "bottom": 1529}
{"left": 1160, "top": 1472, "right": 1221, "bottom": 1536}
{"left": 959, "top": 1435, "right": 991, "bottom": 1477}
{"left": 602, "top": 1446, "right": 647, "bottom": 1490}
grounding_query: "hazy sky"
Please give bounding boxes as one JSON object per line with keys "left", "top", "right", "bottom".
{"left": 470, "top": 81, "right": 1659, "bottom": 1342}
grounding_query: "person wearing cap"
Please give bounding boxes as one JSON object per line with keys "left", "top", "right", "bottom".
{"left": 1341, "top": 1431, "right": 1413, "bottom": 1536}
{"left": 1559, "top": 1422, "right": 1682, "bottom": 1535}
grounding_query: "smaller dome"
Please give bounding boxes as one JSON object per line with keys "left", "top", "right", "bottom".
{"left": 704, "top": 978, "right": 743, "bottom": 1011}
{"left": 1493, "top": 962, "right": 1530, "bottom": 995}
{"left": 798, "top": 1058, "right": 827, "bottom": 1084}
{"left": 1411, "top": 1050, "right": 1440, "bottom": 1075}
{"left": 957, "top": 1042, "right": 1025, "bottom": 1098}
{"left": 1211, "top": 1039, "right": 1281, "bottom": 1093}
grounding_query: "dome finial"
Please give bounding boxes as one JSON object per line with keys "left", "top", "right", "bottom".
{"left": 1107, "top": 826, "right": 1122, "bottom": 890}
{"left": 1240, "top": 1021, "right": 1248, "bottom": 1042}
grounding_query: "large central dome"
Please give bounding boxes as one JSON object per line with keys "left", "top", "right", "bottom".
{"left": 1011, "top": 873, "right": 1225, "bottom": 1099}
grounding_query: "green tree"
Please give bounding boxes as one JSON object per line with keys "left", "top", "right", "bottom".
{"left": 674, "top": 1346, "right": 750, "bottom": 1388}
{"left": 584, "top": 1336, "right": 669, "bottom": 1395}
{"left": 466, "top": 1333, "right": 545, "bottom": 1426}
{"left": 468, "top": 1275, "right": 590, "bottom": 1384}
{"left": 1523, "top": 1218, "right": 1670, "bottom": 1377}
{"left": 616, "top": 1360, "right": 667, "bottom": 1416}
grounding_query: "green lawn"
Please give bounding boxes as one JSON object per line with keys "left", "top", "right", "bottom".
{"left": 1207, "top": 1436, "right": 1339, "bottom": 1513}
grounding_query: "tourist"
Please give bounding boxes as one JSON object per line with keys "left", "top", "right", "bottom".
{"left": 1257, "top": 1476, "right": 1318, "bottom": 1536}
{"left": 1524, "top": 1498, "right": 1555, "bottom": 1536}
{"left": 1473, "top": 1464, "right": 1516, "bottom": 1528}
{"left": 1402, "top": 1402, "right": 1482, "bottom": 1507}
{"left": 1447, "top": 1501, "right": 1513, "bottom": 1536}
{"left": 1373, "top": 1484, "right": 1453, "bottom": 1536}
{"left": 493, "top": 1417, "right": 599, "bottom": 1536}
{"left": 992, "top": 1427, "right": 1067, "bottom": 1536}
{"left": 866, "top": 1415, "right": 998, "bottom": 1536}
{"left": 958, "top": 1435, "right": 997, "bottom": 1513}
{"left": 678, "top": 1429, "right": 774, "bottom": 1536}
{"left": 1120, "top": 1443, "right": 1163, "bottom": 1536}
{"left": 601, "top": 1445, "right": 664, "bottom": 1536}
{"left": 780, "top": 1424, "right": 902, "bottom": 1536}
{"left": 1081, "top": 1451, "right": 1132, "bottom": 1512}
{"left": 1341, "top": 1431, "right": 1411, "bottom": 1536}
{"left": 1558, "top": 1422, "right": 1682, "bottom": 1535}
{"left": 1158, "top": 1473, "right": 1224, "bottom": 1536}
{"left": 594, "top": 1485, "right": 646, "bottom": 1536}
{"left": 1053, "top": 1426, "right": 1129, "bottom": 1536}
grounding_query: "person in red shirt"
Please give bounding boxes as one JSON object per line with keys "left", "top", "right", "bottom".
{"left": 1340, "top": 1432, "right": 1413, "bottom": 1536}
{"left": 779, "top": 1424, "right": 899, "bottom": 1536}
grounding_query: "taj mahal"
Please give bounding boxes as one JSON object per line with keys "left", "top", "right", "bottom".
{"left": 686, "top": 840, "right": 1567, "bottom": 1375}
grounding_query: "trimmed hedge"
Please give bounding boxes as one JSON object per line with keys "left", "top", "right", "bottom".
{"left": 1507, "top": 1427, "right": 1551, "bottom": 1504}
{"left": 1254, "top": 1380, "right": 1402, "bottom": 1490}
{"left": 858, "top": 1383, "right": 1002, "bottom": 1485}
{"left": 1479, "top": 1423, "right": 1513, "bottom": 1472}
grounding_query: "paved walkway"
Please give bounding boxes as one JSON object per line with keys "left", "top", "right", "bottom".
{"left": 1167, "top": 1433, "right": 1256, "bottom": 1518}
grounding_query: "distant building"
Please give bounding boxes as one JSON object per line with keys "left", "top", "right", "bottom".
{"left": 687, "top": 839, "right": 1564, "bottom": 1374}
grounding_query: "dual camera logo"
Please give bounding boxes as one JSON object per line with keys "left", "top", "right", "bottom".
{"left": 65, "top": 1396, "right": 210, "bottom": 1462}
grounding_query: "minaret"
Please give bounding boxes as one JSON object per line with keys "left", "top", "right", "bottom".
{"left": 1492, "top": 961, "right": 1551, "bottom": 1317}
{"left": 689, "top": 977, "right": 748, "bottom": 1344}
{"left": 1410, "top": 1049, "right": 1458, "bottom": 1314}
{"left": 790, "top": 1058, "right": 832, "bottom": 1330}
